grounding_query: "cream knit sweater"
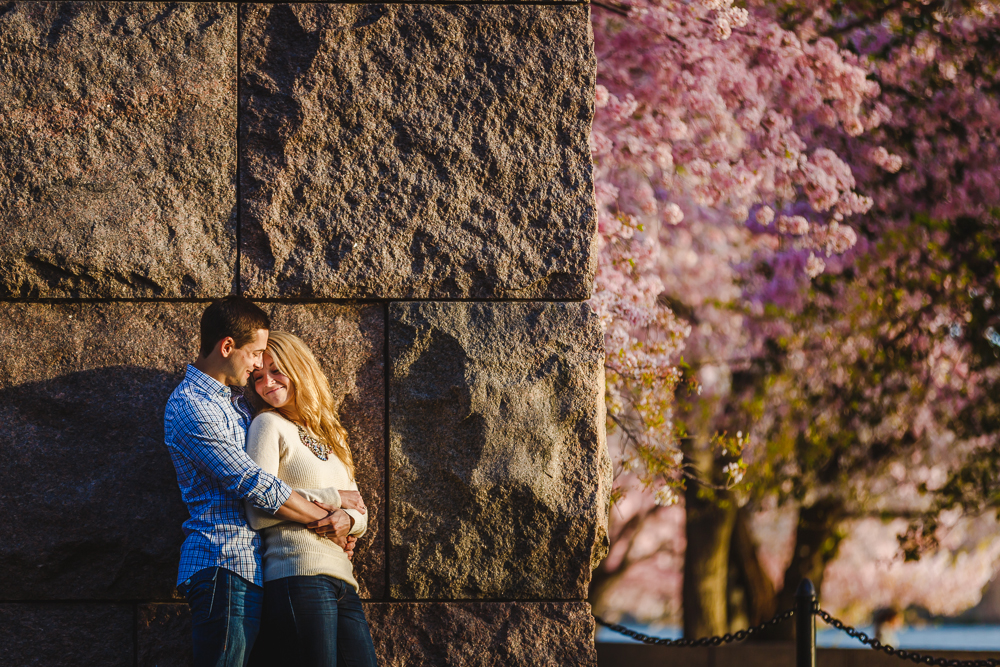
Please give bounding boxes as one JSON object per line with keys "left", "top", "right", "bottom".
{"left": 244, "top": 411, "right": 366, "bottom": 591}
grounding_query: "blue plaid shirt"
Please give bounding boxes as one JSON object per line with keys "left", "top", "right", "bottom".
{"left": 164, "top": 365, "right": 292, "bottom": 587}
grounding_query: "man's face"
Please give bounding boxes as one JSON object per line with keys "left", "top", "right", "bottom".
{"left": 224, "top": 328, "right": 268, "bottom": 387}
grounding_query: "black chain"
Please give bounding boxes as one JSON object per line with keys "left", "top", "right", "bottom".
{"left": 596, "top": 607, "right": 1000, "bottom": 665}
{"left": 593, "top": 608, "right": 795, "bottom": 647}
{"left": 815, "top": 608, "right": 1000, "bottom": 667}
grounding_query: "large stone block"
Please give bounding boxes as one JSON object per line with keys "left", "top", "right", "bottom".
{"left": 135, "top": 601, "right": 598, "bottom": 667}
{"left": 268, "top": 304, "right": 386, "bottom": 599}
{"left": 0, "top": 2, "right": 236, "bottom": 298}
{"left": 368, "top": 602, "right": 598, "bottom": 667}
{"left": 388, "top": 302, "right": 610, "bottom": 600}
{"left": 138, "top": 604, "right": 191, "bottom": 667}
{"left": 240, "top": 3, "right": 596, "bottom": 300}
{"left": 0, "top": 603, "right": 133, "bottom": 667}
{"left": 0, "top": 302, "right": 384, "bottom": 600}
{"left": 0, "top": 303, "right": 200, "bottom": 599}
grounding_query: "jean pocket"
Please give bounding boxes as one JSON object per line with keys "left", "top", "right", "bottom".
{"left": 185, "top": 568, "right": 220, "bottom": 625}
{"left": 335, "top": 578, "right": 349, "bottom": 602}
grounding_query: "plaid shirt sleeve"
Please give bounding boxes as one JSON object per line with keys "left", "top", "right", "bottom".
{"left": 171, "top": 407, "right": 292, "bottom": 514}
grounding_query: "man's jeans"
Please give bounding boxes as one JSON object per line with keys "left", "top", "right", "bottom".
{"left": 250, "top": 575, "right": 378, "bottom": 667}
{"left": 181, "top": 567, "right": 263, "bottom": 667}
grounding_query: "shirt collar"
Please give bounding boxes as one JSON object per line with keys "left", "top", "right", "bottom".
{"left": 185, "top": 364, "right": 233, "bottom": 399}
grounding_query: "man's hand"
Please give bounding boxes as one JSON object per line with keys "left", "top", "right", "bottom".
{"left": 337, "top": 490, "right": 367, "bottom": 514}
{"left": 308, "top": 507, "right": 353, "bottom": 539}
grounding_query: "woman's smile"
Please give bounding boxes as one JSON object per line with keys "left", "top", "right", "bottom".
{"left": 254, "top": 352, "right": 294, "bottom": 408}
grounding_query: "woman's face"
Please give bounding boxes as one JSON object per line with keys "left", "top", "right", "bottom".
{"left": 253, "top": 352, "right": 294, "bottom": 409}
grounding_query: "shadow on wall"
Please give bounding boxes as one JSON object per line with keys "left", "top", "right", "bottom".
{"left": 0, "top": 366, "right": 188, "bottom": 600}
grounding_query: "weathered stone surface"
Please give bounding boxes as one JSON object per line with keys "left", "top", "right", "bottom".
{"left": 268, "top": 304, "right": 386, "bottom": 599}
{"left": 134, "top": 601, "right": 598, "bottom": 667}
{"left": 389, "top": 302, "right": 610, "bottom": 600}
{"left": 367, "top": 602, "right": 598, "bottom": 667}
{"left": 0, "top": 303, "right": 199, "bottom": 599}
{"left": 0, "top": 3, "right": 236, "bottom": 298}
{"left": 138, "top": 604, "right": 191, "bottom": 667}
{"left": 0, "top": 302, "right": 385, "bottom": 600}
{"left": 0, "top": 603, "right": 133, "bottom": 667}
{"left": 240, "top": 3, "right": 596, "bottom": 300}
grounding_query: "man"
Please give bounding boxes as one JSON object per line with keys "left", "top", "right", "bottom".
{"left": 164, "top": 296, "right": 358, "bottom": 667}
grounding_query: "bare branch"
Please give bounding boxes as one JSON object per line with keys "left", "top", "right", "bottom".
{"left": 592, "top": 1, "right": 630, "bottom": 17}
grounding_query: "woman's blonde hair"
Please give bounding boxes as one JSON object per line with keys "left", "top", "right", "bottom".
{"left": 248, "top": 331, "right": 354, "bottom": 479}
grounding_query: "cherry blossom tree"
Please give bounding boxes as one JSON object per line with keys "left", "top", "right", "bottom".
{"left": 588, "top": 0, "right": 886, "bottom": 634}
{"left": 588, "top": 0, "right": 1000, "bottom": 637}
{"left": 729, "top": 0, "right": 1000, "bottom": 629}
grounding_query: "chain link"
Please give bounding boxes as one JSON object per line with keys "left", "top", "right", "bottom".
{"left": 593, "top": 608, "right": 796, "bottom": 647}
{"left": 815, "top": 608, "right": 1000, "bottom": 667}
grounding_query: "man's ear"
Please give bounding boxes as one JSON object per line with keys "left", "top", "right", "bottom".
{"left": 218, "top": 336, "right": 236, "bottom": 358}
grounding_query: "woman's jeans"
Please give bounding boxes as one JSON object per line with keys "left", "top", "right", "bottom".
{"left": 250, "top": 575, "right": 378, "bottom": 667}
{"left": 181, "top": 567, "right": 263, "bottom": 667}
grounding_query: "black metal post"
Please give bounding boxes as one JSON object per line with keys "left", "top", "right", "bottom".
{"left": 796, "top": 579, "right": 817, "bottom": 667}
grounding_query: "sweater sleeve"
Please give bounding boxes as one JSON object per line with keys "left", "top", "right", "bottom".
{"left": 341, "top": 476, "right": 367, "bottom": 538}
{"left": 294, "top": 486, "right": 343, "bottom": 508}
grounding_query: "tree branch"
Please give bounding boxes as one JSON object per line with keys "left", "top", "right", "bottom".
{"left": 592, "top": 0, "right": 630, "bottom": 17}
{"left": 819, "top": 0, "right": 914, "bottom": 39}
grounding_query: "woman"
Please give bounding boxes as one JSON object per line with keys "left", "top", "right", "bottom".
{"left": 243, "top": 331, "right": 378, "bottom": 667}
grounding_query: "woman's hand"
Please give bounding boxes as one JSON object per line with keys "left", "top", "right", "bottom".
{"left": 337, "top": 490, "right": 367, "bottom": 514}
{"left": 328, "top": 535, "right": 358, "bottom": 560}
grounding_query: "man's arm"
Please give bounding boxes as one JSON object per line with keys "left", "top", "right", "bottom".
{"left": 170, "top": 409, "right": 291, "bottom": 513}
{"left": 172, "top": 402, "right": 357, "bottom": 555}
{"left": 274, "top": 492, "right": 333, "bottom": 524}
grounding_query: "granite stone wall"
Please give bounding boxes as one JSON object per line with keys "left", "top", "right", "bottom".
{"left": 0, "top": 2, "right": 607, "bottom": 665}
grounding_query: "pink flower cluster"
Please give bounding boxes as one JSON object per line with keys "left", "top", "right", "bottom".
{"left": 589, "top": 0, "right": 884, "bottom": 495}
{"left": 823, "top": 515, "right": 1000, "bottom": 624}
{"left": 592, "top": 0, "right": 1000, "bottom": 627}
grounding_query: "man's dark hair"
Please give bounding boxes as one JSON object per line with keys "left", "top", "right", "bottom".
{"left": 199, "top": 296, "right": 271, "bottom": 358}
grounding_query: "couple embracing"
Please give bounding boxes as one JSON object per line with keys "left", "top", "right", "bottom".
{"left": 164, "top": 296, "right": 377, "bottom": 667}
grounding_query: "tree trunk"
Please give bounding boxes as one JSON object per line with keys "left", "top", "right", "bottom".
{"left": 587, "top": 508, "right": 650, "bottom": 609}
{"left": 728, "top": 506, "right": 777, "bottom": 628}
{"left": 683, "top": 450, "right": 737, "bottom": 638}
{"left": 760, "top": 497, "right": 846, "bottom": 640}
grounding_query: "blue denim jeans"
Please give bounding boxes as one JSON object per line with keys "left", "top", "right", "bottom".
{"left": 181, "top": 567, "right": 263, "bottom": 667}
{"left": 249, "top": 575, "right": 378, "bottom": 667}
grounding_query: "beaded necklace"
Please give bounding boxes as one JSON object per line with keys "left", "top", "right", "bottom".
{"left": 296, "top": 424, "right": 330, "bottom": 461}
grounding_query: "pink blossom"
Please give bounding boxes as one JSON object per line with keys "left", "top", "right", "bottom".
{"left": 776, "top": 215, "right": 810, "bottom": 235}
{"left": 595, "top": 84, "right": 610, "bottom": 108}
{"left": 664, "top": 202, "right": 684, "bottom": 225}
{"left": 805, "top": 252, "right": 826, "bottom": 278}
{"left": 756, "top": 205, "right": 775, "bottom": 225}
{"left": 869, "top": 146, "right": 904, "bottom": 173}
